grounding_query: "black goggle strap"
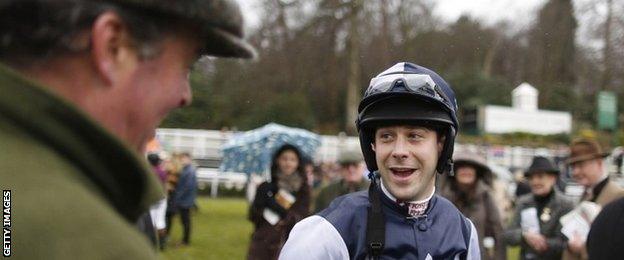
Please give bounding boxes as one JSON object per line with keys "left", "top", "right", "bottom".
{"left": 437, "top": 126, "right": 456, "bottom": 176}
{"left": 366, "top": 171, "right": 385, "bottom": 259}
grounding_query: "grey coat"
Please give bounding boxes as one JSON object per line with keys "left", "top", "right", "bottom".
{"left": 504, "top": 190, "right": 574, "bottom": 260}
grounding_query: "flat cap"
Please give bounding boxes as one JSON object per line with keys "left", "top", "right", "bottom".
{"left": 109, "top": 0, "right": 256, "bottom": 58}
{"left": 338, "top": 150, "right": 363, "bottom": 165}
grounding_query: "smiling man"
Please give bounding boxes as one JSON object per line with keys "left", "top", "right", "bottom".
{"left": 280, "top": 62, "right": 480, "bottom": 259}
{"left": 0, "top": 0, "right": 253, "bottom": 258}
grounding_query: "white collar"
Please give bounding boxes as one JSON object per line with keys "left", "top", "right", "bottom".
{"left": 379, "top": 178, "right": 435, "bottom": 204}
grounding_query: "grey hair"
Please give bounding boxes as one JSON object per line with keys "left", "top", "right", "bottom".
{"left": 0, "top": 0, "right": 173, "bottom": 67}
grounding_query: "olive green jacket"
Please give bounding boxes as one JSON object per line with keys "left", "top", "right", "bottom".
{"left": 0, "top": 63, "right": 163, "bottom": 259}
{"left": 313, "top": 179, "right": 369, "bottom": 213}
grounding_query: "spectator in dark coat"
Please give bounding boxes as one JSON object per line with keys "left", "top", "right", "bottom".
{"left": 505, "top": 156, "right": 574, "bottom": 260}
{"left": 247, "top": 144, "right": 310, "bottom": 260}
{"left": 440, "top": 152, "right": 506, "bottom": 260}
{"left": 167, "top": 152, "right": 197, "bottom": 246}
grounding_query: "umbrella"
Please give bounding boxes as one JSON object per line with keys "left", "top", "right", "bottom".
{"left": 220, "top": 123, "right": 321, "bottom": 175}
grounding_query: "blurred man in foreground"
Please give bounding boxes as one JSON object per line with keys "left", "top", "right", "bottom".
{"left": 0, "top": 0, "right": 254, "bottom": 258}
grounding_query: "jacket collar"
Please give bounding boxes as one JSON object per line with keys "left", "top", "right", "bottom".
{"left": 379, "top": 179, "right": 436, "bottom": 217}
{"left": 0, "top": 63, "right": 163, "bottom": 222}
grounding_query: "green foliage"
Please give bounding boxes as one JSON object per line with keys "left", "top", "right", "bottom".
{"left": 158, "top": 0, "right": 624, "bottom": 139}
{"left": 460, "top": 132, "right": 570, "bottom": 147}
{"left": 241, "top": 91, "right": 317, "bottom": 130}
{"left": 161, "top": 71, "right": 214, "bottom": 129}
{"left": 527, "top": 0, "right": 576, "bottom": 86}
{"left": 446, "top": 71, "right": 512, "bottom": 109}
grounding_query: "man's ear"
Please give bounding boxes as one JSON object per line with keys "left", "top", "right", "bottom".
{"left": 437, "top": 135, "right": 446, "bottom": 156}
{"left": 90, "top": 11, "right": 135, "bottom": 86}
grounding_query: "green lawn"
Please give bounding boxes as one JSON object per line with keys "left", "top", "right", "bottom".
{"left": 508, "top": 246, "right": 520, "bottom": 260}
{"left": 161, "top": 197, "right": 252, "bottom": 260}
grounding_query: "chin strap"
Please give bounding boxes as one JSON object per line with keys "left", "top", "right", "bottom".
{"left": 366, "top": 172, "right": 385, "bottom": 259}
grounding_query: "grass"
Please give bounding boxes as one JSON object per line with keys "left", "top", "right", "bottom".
{"left": 508, "top": 246, "right": 520, "bottom": 260}
{"left": 161, "top": 197, "right": 252, "bottom": 260}
{"left": 160, "top": 196, "right": 522, "bottom": 260}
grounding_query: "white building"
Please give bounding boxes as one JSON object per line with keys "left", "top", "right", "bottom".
{"left": 479, "top": 83, "right": 572, "bottom": 135}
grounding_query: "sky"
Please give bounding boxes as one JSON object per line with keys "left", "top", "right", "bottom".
{"left": 238, "top": 0, "right": 602, "bottom": 47}
{"left": 433, "top": 0, "right": 546, "bottom": 25}
{"left": 238, "top": 0, "right": 548, "bottom": 30}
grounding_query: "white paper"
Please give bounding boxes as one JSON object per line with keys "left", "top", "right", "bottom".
{"left": 559, "top": 201, "right": 602, "bottom": 242}
{"left": 263, "top": 208, "right": 280, "bottom": 225}
{"left": 262, "top": 189, "right": 297, "bottom": 226}
{"left": 521, "top": 207, "right": 540, "bottom": 233}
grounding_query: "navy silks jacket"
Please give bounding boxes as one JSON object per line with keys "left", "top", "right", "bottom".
{"left": 279, "top": 183, "right": 480, "bottom": 260}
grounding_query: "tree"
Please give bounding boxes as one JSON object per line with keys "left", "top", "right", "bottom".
{"left": 527, "top": 0, "right": 577, "bottom": 109}
{"left": 345, "top": 0, "right": 362, "bottom": 135}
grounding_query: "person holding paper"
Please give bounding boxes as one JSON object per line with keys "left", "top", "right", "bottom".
{"left": 504, "top": 156, "right": 574, "bottom": 260}
{"left": 248, "top": 144, "right": 310, "bottom": 260}
{"left": 563, "top": 138, "right": 624, "bottom": 260}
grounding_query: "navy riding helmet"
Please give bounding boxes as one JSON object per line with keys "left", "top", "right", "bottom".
{"left": 356, "top": 62, "right": 459, "bottom": 176}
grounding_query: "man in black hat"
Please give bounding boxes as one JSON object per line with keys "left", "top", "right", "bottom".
{"left": 504, "top": 156, "right": 574, "bottom": 260}
{"left": 0, "top": 0, "right": 254, "bottom": 258}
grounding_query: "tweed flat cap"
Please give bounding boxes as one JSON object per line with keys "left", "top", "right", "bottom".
{"left": 109, "top": 0, "right": 256, "bottom": 58}
{"left": 338, "top": 150, "right": 363, "bottom": 165}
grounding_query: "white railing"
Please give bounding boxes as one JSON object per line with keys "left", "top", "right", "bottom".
{"left": 196, "top": 168, "right": 247, "bottom": 198}
{"left": 156, "top": 128, "right": 567, "bottom": 170}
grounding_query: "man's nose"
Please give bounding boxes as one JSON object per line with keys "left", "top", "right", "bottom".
{"left": 178, "top": 79, "right": 192, "bottom": 107}
{"left": 391, "top": 138, "right": 409, "bottom": 160}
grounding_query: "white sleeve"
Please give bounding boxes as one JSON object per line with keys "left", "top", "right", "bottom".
{"left": 279, "top": 215, "right": 349, "bottom": 260}
{"left": 461, "top": 219, "right": 481, "bottom": 260}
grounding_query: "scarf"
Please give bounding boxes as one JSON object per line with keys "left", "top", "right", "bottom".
{"left": 277, "top": 171, "right": 303, "bottom": 193}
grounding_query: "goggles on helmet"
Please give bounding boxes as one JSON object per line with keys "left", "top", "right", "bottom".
{"left": 364, "top": 73, "right": 453, "bottom": 110}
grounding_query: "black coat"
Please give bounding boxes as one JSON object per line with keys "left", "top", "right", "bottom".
{"left": 587, "top": 197, "right": 624, "bottom": 260}
{"left": 504, "top": 190, "right": 574, "bottom": 260}
{"left": 247, "top": 179, "right": 310, "bottom": 260}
